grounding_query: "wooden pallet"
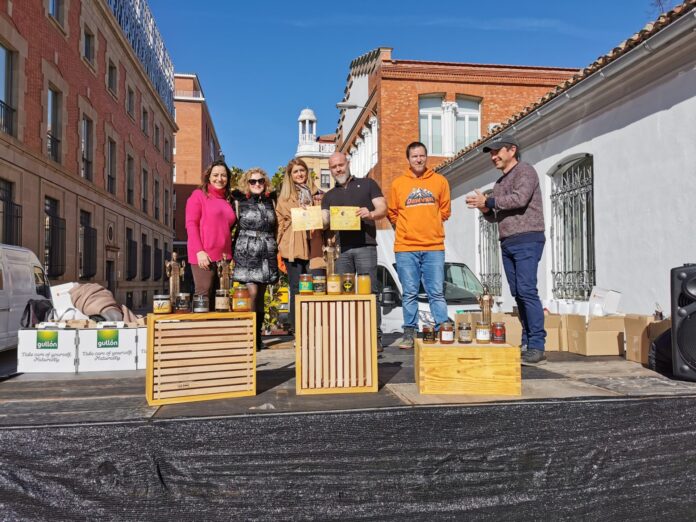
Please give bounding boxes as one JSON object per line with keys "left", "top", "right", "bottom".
{"left": 415, "top": 340, "right": 521, "bottom": 396}
{"left": 295, "top": 294, "right": 378, "bottom": 395}
{"left": 146, "top": 312, "right": 256, "bottom": 405}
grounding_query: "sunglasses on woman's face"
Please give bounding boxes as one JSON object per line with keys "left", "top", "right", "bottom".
{"left": 248, "top": 178, "right": 265, "bottom": 185}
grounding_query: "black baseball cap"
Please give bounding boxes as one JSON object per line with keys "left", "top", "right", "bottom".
{"left": 482, "top": 134, "right": 519, "bottom": 153}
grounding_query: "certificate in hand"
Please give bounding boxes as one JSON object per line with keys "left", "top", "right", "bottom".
{"left": 291, "top": 206, "right": 323, "bottom": 231}
{"left": 330, "top": 206, "right": 361, "bottom": 231}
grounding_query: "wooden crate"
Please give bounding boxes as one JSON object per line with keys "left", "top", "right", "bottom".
{"left": 146, "top": 312, "right": 256, "bottom": 405}
{"left": 295, "top": 294, "right": 378, "bottom": 395}
{"left": 415, "top": 340, "right": 521, "bottom": 396}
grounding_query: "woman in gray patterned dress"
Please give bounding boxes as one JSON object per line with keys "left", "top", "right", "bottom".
{"left": 231, "top": 167, "right": 279, "bottom": 350}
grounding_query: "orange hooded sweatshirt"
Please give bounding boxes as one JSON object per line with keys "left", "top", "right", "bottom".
{"left": 387, "top": 167, "right": 451, "bottom": 252}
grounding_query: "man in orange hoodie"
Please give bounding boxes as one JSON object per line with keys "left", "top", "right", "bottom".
{"left": 388, "top": 142, "right": 451, "bottom": 349}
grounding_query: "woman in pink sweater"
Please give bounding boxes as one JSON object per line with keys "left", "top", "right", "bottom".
{"left": 185, "top": 160, "right": 237, "bottom": 303}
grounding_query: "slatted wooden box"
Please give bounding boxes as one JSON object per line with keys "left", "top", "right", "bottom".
{"left": 415, "top": 339, "right": 521, "bottom": 396}
{"left": 295, "top": 294, "right": 378, "bottom": 395}
{"left": 146, "top": 312, "right": 256, "bottom": 405}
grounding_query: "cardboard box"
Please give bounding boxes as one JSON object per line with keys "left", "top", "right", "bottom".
{"left": 136, "top": 326, "right": 148, "bottom": 370}
{"left": 77, "top": 328, "right": 137, "bottom": 371}
{"left": 647, "top": 319, "right": 671, "bottom": 342}
{"left": 559, "top": 314, "right": 570, "bottom": 351}
{"left": 566, "top": 314, "right": 625, "bottom": 356}
{"left": 17, "top": 328, "right": 77, "bottom": 373}
{"left": 415, "top": 339, "right": 521, "bottom": 396}
{"left": 623, "top": 314, "right": 655, "bottom": 364}
{"left": 544, "top": 314, "right": 562, "bottom": 352}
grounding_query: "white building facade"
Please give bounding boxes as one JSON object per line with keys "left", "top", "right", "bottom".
{"left": 438, "top": 5, "right": 696, "bottom": 315}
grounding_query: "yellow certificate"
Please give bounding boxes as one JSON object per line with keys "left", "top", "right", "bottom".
{"left": 291, "top": 206, "right": 323, "bottom": 231}
{"left": 330, "top": 206, "right": 361, "bottom": 231}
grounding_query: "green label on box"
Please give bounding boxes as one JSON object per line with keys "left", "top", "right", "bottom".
{"left": 97, "top": 329, "right": 119, "bottom": 349}
{"left": 36, "top": 330, "right": 59, "bottom": 350}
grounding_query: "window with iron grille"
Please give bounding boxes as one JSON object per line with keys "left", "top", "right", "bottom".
{"left": 154, "top": 238, "right": 162, "bottom": 281}
{"left": 81, "top": 115, "right": 93, "bottom": 181}
{"left": 478, "top": 190, "right": 502, "bottom": 296}
{"left": 47, "top": 87, "right": 61, "bottom": 162}
{"left": 551, "top": 155, "right": 595, "bottom": 300}
{"left": 125, "top": 227, "right": 137, "bottom": 280}
{"left": 141, "top": 168, "right": 148, "bottom": 213}
{"left": 44, "top": 197, "right": 65, "bottom": 278}
{"left": 0, "top": 179, "right": 21, "bottom": 246}
{"left": 0, "top": 44, "right": 15, "bottom": 137}
{"left": 141, "top": 233, "right": 151, "bottom": 280}
{"left": 126, "top": 155, "right": 134, "bottom": 205}
{"left": 107, "top": 138, "right": 117, "bottom": 194}
{"left": 79, "top": 210, "right": 97, "bottom": 279}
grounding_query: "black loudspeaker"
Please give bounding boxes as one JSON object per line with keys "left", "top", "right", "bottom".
{"left": 671, "top": 264, "right": 696, "bottom": 381}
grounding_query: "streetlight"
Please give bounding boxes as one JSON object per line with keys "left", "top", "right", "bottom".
{"left": 336, "top": 102, "right": 378, "bottom": 118}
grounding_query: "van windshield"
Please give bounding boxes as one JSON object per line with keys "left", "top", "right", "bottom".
{"left": 417, "top": 262, "right": 483, "bottom": 304}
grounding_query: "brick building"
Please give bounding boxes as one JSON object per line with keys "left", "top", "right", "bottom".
{"left": 294, "top": 107, "right": 336, "bottom": 191}
{"left": 336, "top": 47, "right": 578, "bottom": 194}
{"left": 172, "top": 73, "right": 222, "bottom": 258}
{"left": 0, "top": 0, "right": 176, "bottom": 310}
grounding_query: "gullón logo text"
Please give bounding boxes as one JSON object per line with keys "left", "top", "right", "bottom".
{"left": 36, "top": 330, "right": 59, "bottom": 350}
{"left": 97, "top": 329, "right": 120, "bottom": 349}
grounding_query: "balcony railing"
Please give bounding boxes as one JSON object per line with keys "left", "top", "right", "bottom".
{"left": 45, "top": 215, "right": 66, "bottom": 278}
{"left": 47, "top": 132, "right": 61, "bottom": 162}
{"left": 141, "top": 243, "right": 151, "bottom": 280}
{"left": 174, "top": 90, "right": 203, "bottom": 99}
{"left": 0, "top": 200, "right": 21, "bottom": 246}
{"left": 0, "top": 100, "right": 15, "bottom": 136}
{"left": 126, "top": 239, "right": 137, "bottom": 280}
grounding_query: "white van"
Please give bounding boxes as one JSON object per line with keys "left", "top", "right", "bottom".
{"left": 375, "top": 229, "right": 481, "bottom": 333}
{"left": 0, "top": 245, "right": 51, "bottom": 351}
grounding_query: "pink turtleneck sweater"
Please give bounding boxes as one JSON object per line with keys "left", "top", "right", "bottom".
{"left": 185, "top": 184, "right": 237, "bottom": 264}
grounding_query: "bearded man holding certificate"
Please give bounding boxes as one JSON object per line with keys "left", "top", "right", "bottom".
{"left": 321, "top": 151, "right": 387, "bottom": 350}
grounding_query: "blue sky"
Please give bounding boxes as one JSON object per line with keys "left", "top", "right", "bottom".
{"left": 149, "top": 0, "right": 674, "bottom": 174}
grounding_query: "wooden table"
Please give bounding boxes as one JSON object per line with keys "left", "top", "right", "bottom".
{"left": 146, "top": 312, "right": 256, "bottom": 405}
{"left": 415, "top": 339, "right": 521, "bottom": 396}
{"left": 295, "top": 294, "right": 378, "bottom": 395}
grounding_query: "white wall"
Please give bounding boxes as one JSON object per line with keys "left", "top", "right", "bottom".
{"left": 448, "top": 56, "right": 696, "bottom": 314}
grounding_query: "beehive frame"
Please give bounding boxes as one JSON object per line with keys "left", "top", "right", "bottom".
{"left": 295, "top": 295, "right": 378, "bottom": 395}
{"left": 146, "top": 312, "right": 256, "bottom": 405}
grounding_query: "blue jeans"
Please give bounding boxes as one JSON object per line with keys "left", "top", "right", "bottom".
{"left": 501, "top": 240, "right": 546, "bottom": 350}
{"left": 395, "top": 250, "right": 449, "bottom": 330}
{"left": 335, "top": 246, "right": 382, "bottom": 340}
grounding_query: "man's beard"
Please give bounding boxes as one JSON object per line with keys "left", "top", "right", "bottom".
{"left": 334, "top": 173, "right": 349, "bottom": 185}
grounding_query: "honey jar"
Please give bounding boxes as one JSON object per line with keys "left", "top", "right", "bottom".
{"left": 313, "top": 275, "right": 327, "bottom": 295}
{"left": 175, "top": 292, "right": 191, "bottom": 313}
{"left": 491, "top": 322, "right": 506, "bottom": 344}
{"left": 439, "top": 321, "right": 455, "bottom": 344}
{"left": 192, "top": 293, "right": 209, "bottom": 313}
{"left": 232, "top": 285, "right": 251, "bottom": 312}
{"left": 299, "top": 274, "right": 314, "bottom": 294}
{"left": 457, "top": 322, "right": 473, "bottom": 344}
{"left": 475, "top": 321, "right": 491, "bottom": 344}
{"left": 357, "top": 273, "right": 371, "bottom": 295}
{"left": 153, "top": 294, "right": 171, "bottom": 314}
{"left": 215, "top": 289, "right": 230, "bottom": 312}
{"left": 341, "top": 273, "right": 355, "bottom": 294}
{"left": 327, "top": 274, "right": 341, "bottom": 295}
{"left": 422, "top": 324, "right": 436, "bottom": 344}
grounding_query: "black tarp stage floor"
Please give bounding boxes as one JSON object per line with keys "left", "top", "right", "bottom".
{"left": 2, "top": 337, "right": 696, "bottom": 519}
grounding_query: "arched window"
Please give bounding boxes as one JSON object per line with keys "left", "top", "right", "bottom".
{"left": 478, "top": 190, "right": 502, "bottom": 296}
{"left": 550, "top": 154, "right": 595, "bottom": 300}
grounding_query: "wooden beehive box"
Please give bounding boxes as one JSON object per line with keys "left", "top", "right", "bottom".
{"left": 146, "top": 312, "right": 256, "bottom": 405}
{"left": 415, "top": 339, "right": 521, "bottom": 396}
{"left": 295, "top": 294, "right": 378, "bottom": 395}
